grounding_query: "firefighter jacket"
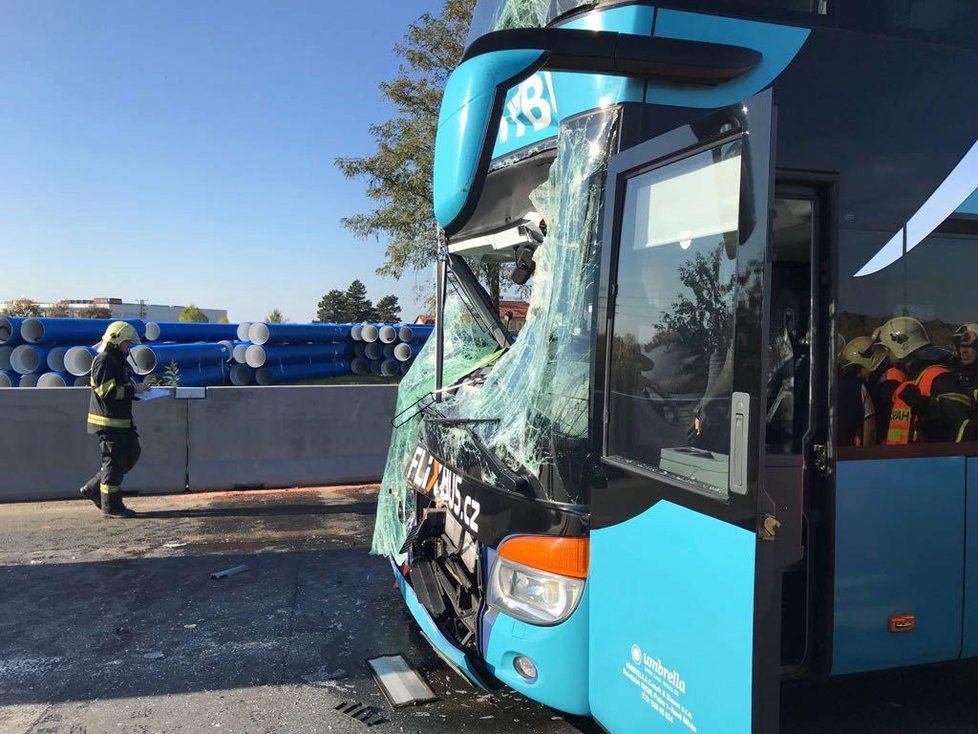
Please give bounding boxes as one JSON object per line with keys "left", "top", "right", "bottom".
{"left": 87, "top": 346, "right": 136, "bottom": 433}
{"left": 885, "top": 365, "right": 972, "bottom": 444}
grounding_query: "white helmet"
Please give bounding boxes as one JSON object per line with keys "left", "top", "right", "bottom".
{"left": 873, "top": 317, "right": 930, "bottom": 359}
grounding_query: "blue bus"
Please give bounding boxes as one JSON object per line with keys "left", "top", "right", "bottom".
{"left": 374, "top": 2, "right": 978, "bottom": 732}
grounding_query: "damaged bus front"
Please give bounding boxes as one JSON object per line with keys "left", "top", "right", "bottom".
{"left": 372, "top": 0, "right": 774, "bottom": 716}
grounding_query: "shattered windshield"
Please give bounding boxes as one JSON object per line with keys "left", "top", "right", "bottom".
{"left": 467, "top": 0, "right": 598, "bottom": 45}
{"left": 426, "top": 107, "right": 619, "bottom": 503}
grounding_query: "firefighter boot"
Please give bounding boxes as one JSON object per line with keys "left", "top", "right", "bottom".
{"left": 102, "top": 491, "right": 137, "bottom": 519}
{"left": 79, "top": 481, "right": 101, "bottom": 509}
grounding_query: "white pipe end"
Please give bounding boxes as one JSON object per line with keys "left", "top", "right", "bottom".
{"left": 65, "top": 347, "right": 95, "bottom": 376}
{"left": 350, "top": 324, "right": 363, "bottom": 341}
{"left": 379, "top": 325, "right": 397, "bottom": 344}
{"left": 351, "top": 358, "right": 368, "bottom": 375}
{"left": 380, "top": 359, "right": 399, "bottom": 377}
{"left": 46, "top": 347, "right": 68, "bottom": 373}
{"left": 369, "top": 359, "right": 384, "bottom": 375}
{"left": 248, "top": 322, "right": 270, "bottom": 345}
{"left": 245, "top": 345, "right": 267, "bottom": 368}
{"left": 393, "top": 343, "right": 413, "bottom": 362}
{"left": 37, "top": 372, "right": 69, "bottom": 387}
{"left": 144, "top": 322, "right": 161, "bottom": 341}
{"left": 130, "top": 345, "right": 157, "bottom": 375}
{"left": 73, "top": 375, "right": 89, "bottom": 387}
{"left": 20, "top": 319, "right": 44, "bottom": 344}
{"left": 237, "top": 322, "right": 252, "bottom": 341}
{"left": 361, "top": 324, "right": 379, "bottom": 343}
{"left": 255, "top": 367, "right": 273, "bottom": 385}
{"left": 232, "top": 343, "right": 250, "bottom": 363}
{"left": 19, "top": 373, "right": 39, "bottom": 387}
{"left": 230, "top": 364, "right": 254, "bottom": 385}
{"left": 10, "top": 345, "right": 41, "bottom": 374}
{"left": 364, "top": 342, "right": 383, "bottom": 360}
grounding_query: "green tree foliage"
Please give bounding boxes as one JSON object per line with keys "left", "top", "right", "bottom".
{"left": 266, "top": 309, "right": 287, "bottom": 323}
{"left": 44, "top": 301, "right": 72, "bottom": 317}
{"left": 345, "top": 279, "right": 379, "bottom": 322}
{"left": 2, "top": 298, "right": 43, "bottom": 317}
{"left": 335, "top": 0, "right": 477, "bottom": 281}
{"left": 178, "top": 304, "right": 209, "bottom": 323}
{"left": 216, "top": 315, "right": 230, "bottom": 324}
{"left": 376, "top": 295, "right": 401, "bottom": 323}
{"left": 316, "top": 289, "right": 348, "bottom": 323}
{"left": 77, "top": 305, "right": 112, "bottom": 319}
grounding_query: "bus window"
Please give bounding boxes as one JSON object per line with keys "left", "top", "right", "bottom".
{"left": 607, "top": 143, "right": 741, "bottom": 496}
{"left": 838, "top": 216, "right": 978, "bottom": 448}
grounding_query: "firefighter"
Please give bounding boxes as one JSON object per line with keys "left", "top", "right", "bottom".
{"left": 79, "top": 321, "right": 150, "bottom": 518}
{"left": 874, "top": 317, "right": 970, "bottom": 444}
{"left": 952, "top": 323, "right": 978, "bottom": 388}
{"left": 838, "top": 336, "right": 886, "bottom": 446}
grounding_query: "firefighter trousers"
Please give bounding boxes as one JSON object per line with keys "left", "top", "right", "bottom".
{"left": 81, "top": 428, "right": 141, "bottom": 497}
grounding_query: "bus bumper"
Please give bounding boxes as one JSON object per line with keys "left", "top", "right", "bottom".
{"left": 392, "top": 563, "right": 492, "bottom": 690}
{"left": 482, "top": 583, "right": 591, "bottom": 716}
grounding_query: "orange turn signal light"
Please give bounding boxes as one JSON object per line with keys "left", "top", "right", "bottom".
{"left": 498, "top": 535, "right": 589, "bottom": 579}
{"left": 888, "top": 614, "right": 915, "bottom": 633}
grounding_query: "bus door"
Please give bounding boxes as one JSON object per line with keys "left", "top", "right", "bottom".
{"left": 590, "top": 90, "right": 782, "bottom": 734}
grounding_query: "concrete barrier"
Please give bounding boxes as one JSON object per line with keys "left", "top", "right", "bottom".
{"left": 0, "top": 385, "right": 398, "bottom": 502}
{"left": 0, "top": 388, "right": 188, "bottom": 501}
{"left": 187, "top": 385, "right": 397, "bottom": 491}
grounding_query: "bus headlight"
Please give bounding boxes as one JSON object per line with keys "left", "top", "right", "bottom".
{"left": 487, "top": 557, "right": 585, "bottom": 625}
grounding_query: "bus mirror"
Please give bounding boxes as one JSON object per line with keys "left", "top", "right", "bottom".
{"left": 434, "top": 29, "right": 763, "bottom": 237}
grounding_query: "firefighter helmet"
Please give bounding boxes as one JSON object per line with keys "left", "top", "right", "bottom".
{"left": 96, "top": 321, "right": 141, "bottom": 353}
{"left": 952, "top": 322, "right": 978, "bottom": 346}
{"left": 874, "top": 317, "right": 930, "bottom": 359}
{"left": 842, "top": 336, "right": 886, "bottom": 371}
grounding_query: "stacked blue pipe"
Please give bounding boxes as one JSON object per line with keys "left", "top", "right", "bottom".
{"left": 144, "top": 321, "right": 239, "bottom": 342}
{"left": 256, "top": 360, "right": 350, "bottom": 385}
{"left": 0, "top": 317, "right": 25, "bottom": 346}
{"left": 0, "top": 316, "right": 430, "bottom": 387}
{"left": 20, "top": 318, "right": 144, "bottom": 345}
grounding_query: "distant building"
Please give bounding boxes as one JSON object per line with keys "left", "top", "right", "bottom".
{"left": 3, "top": 297, "right": 227, "bottom": 323}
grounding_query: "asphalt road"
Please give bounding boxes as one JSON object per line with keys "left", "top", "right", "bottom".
{"left": 0, "top": 487, "right": 976, "bottom": 734}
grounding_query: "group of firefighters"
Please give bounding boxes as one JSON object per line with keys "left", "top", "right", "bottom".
{"left": 838, "top": 317, "right": 978, "bottom": 447}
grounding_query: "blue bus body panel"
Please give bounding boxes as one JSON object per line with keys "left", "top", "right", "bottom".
{"left": 647, "top": 10, "right": 809, "bottom": 108}
{"left": 393, "top": 564, "right": 490, "bottom": 689}
{"left": 489, "top": 5, "right": 651, "bottom": 160}
{"left": 589, "top": 501, "right": 754, "bottom": 734}
{"left": 833, "top": 458, "right": 966, "bottom": 674}
{"left": 962, "top": 458, "right": 978, "bottom": 657}
{"left": 483, "top": 585, "right": 591, "bottom": 715}
{"left": 434, "top": 49, "right": 547, "bottom": 228}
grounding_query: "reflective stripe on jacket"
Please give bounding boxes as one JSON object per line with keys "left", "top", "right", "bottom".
{"left": 87, "top": 347, "right": 135, "bottom": 432}
{"left": 885, "top": 365, "right": 951, "bottom": 445}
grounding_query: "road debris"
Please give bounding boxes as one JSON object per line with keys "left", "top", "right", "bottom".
{"left": 210, "top": 564, "right": 248, "bottom": 580}
{"left": 142, "top": 651, "right": 164, "bottom": 660}
{"left": 301, "top": 667, "right": 348, "bottom": 685}
{"left": 368, "top": 655, "right": 437, "bottom": 708}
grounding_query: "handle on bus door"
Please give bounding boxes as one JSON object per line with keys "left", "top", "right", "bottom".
{"left": 729, "top": 391, "right": 750, "bottom": 495}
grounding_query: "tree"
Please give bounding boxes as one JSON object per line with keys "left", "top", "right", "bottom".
{"left": 2, "top": 298, "right": 43, "bottom": 317}
{"left": 178, "top": 304, "right": 209, "bottom": 323}
{"left": 266, "top": 309, "right": 287, "bottom": 323}
{"left": 376, "top": 295, "right": 401, "bottom": 323}
{"left": 316, "top": 289, "right": 349, "bottom": 323}
{"left": 345, "top": 279, "right": 378, "bottom": 322}
{"left": 216, "top": 315, "right": 230, "bottom": 324}
{"left": 77, "top": 305, "right": 112, "bottom": 319}
{"left": 44, "top": 301, "right": 72, "bottom": 317}
{"left": 336, "top": 0, "right": 476, "bottom": 282}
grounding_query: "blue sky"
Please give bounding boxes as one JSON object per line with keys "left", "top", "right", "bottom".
{"left": 0, "top": 0, "right": 444, "bottom": 322}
